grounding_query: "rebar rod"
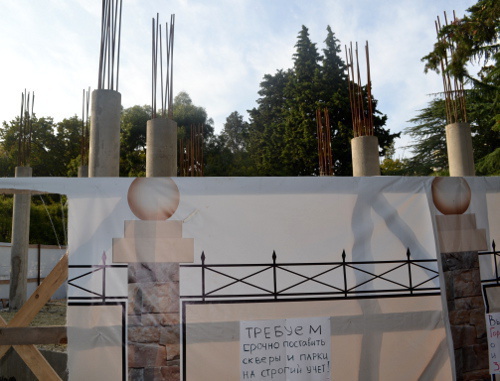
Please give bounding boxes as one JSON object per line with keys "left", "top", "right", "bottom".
{"left": 168, "top": 14, "right": 175, "bottom": 117}
{"left": 434, "top": 11, "right": 467, "bottom": 124}
{"left": 27, "top": 92, "right": 34, "bottom": 163}
{"left": 97, "top": 0, "right": 122, "bottom": 91}
{"left": 17, "top": 90, "right": 34, "bottom": 167}
{"left": 365, "top": 41, "right": 374, "bottom": 136}
{"left": 159, "top": 23, "right": 165, "bottom": 117}
{"left": 81, "top": 88, "right": 90, "bottom": 165}
{"left": 115, "top": 0, "right": 123, "bottom": 91}
{"left": 151, "top": 13, "right": 175, "bottom": 119}
{"left": 151, "top": 18, "right": 156, "bottom": 119}
{"left": 345, "top": 42, "right": 375, "bottom": 138}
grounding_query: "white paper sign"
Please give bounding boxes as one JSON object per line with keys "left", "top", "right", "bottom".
{"left": 487, "top": 313, "right": 500, "bottom": 374}
{"left": 240, "top": 317, "right": 331, "bottom": 381}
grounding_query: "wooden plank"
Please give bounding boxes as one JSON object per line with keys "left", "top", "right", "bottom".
{"left": 9, "top": 253, "right": 68, "bottom": 328}
{"left": 0, "top": 326, "right": 67, "bottom": 345}
{"left": 0, "top": 317, "right": 63, "bottom": 379}
{"left": 13, "top": 344, "right": 62, "bottom": 381}
{"left": 0, "top": 315, "right": 9, "bottom": 360}
{"left": 0, "top": 253, "right": 68, "bottom": 363}
{"left": 0, "top": 277, "right": 46, "bottom": 285}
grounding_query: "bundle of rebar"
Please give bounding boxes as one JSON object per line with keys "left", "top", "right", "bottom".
{"left": 345, "top": 41, "right": 374, "bottom": 138}
{"left": 178, "top": 124, "right": 204, "bottom": 177}
{"left": 81, "top": 87, "right": 91, "bottom": 166}
{"left": 17, "top": 90, "right": 34, "bottom": 167}
{"left": 316, "top": 108, "right": 333, "bottom": 176}
{"left": 152, "top": 13, "right": 175, "bottom": 119}
{"left": 435, "top": 11, "right": 467, "bottom": 124}
{"left": 97, "top": 0, "right": 123, "bottom": 90}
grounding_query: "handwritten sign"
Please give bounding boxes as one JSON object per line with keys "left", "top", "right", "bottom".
{"left": 487, "top": 313, "right": 500, "bottom": 374}
{"left": 240, "top": 317, "right": 331, "bottom": 381}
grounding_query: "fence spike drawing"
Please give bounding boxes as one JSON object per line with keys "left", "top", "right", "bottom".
{"left": 181, "top": 243, "right": 500, "bottom": 301}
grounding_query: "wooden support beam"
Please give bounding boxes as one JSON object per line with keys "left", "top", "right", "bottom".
{"left": 13, "top": 344, "right": 62, "bottom": 381}
{"left": 0, "top": 253, "right": 67, "bottom": 380}
{"left": 0, "top": 315, "right": 11, "bottom": 359}
{"left": 0, "top": 326, "right": 67, "bottom": 345}
{"left": 8, "top": 253, "right": 68, "bottom": 328}
{"left": 0, "top": 277, "right": 47, "bottom": 285}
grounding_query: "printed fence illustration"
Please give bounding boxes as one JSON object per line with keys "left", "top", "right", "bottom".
{"left": 68, "top": 252, "right": 128, "bottom": 304}
{"left": 180, "top": 249, "right": 440, "bottom": 301}
{"left": 181, "top": 241, "right": 499, "bottom": 302}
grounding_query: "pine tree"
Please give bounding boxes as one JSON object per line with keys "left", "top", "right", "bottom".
{"left": 247, "top": 70, "right": 291, "bottom": 175}
{"left": 280, "top": 26, "right": 322, "bottom": 175}
{"left": 247, "top": 25, "right": 396, "bottom": 176}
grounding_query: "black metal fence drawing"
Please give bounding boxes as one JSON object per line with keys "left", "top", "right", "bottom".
{"left": 181, "top": 241, "right": 499, "bottom": 302}
{"left": 68, "top": 251, "right": 128, "bottom": 303}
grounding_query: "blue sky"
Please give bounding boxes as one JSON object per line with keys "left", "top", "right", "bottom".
{"left": 0, "top": 0, "right": 477, "bottom": 158}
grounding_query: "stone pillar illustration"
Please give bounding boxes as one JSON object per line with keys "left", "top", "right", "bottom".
{"left": 432, "top": 177, "right": 489, "bottom": 380}
{"left": 113, "top": 178, "right": 193, "bottom": 380}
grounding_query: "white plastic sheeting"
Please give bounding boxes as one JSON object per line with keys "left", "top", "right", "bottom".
{"left": 0, "top": 176, "right": 498, "bottom": 380}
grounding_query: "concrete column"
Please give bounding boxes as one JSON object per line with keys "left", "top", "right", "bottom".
{"left": 146, "top": 118, "right": 177, "bottom": 177}
{"left": 78, "top": 165, "right": 88, "bottom": 178}
{"left": 89, "top": 89, "right": 121, "bottom": 177}
{"left": 445, "top": 122, "right": 475, "bottom": 176}
{"left": 9, "top": 166, "right": 32, "bottom": 310}
{"left": 351, "top": 135, "right": 381, "bottom": 176}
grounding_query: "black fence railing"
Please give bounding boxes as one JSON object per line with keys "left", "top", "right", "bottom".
{"left": 180, "top": 241, "right": 499, "bottom": 302}
{"left": 68, "top": 251, "right": 128, "bottom": 303}
{"left": 180, "top": 249, "right": 441, "bottom": 301}
{"left": 480, "top": 240, "right": 499, "bottom": 284}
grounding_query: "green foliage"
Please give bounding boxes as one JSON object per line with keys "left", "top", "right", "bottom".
{"left": 29, "top": 194, "right": 67, "bottom": 246}
{"left": 0, "top": 196, "right": 13, "bottom": 243}
{"left": 0, "top": 115, "right": 82, "bottom": 177}
{"left": 476, "top": 147, "right": 500, "bottom": 175}
{"left": 422, "top": 0, "right": 500, "bottom": 82}
{"left": 380, "top": 157, "right": 410, "bottom": 176}
{"left": 173, "top": 91, "right": 214, "bottom": 140}
{"left": 379, "top": 144, "right": 411, "bottom": 176}
{"left": 203, "top": 134, "right": 234, "bottom": 176}
{"left": 220, "top": 111, "right": 249, "bottom": 153}
{"left": 247, "top": 25, "right": 397, "bottom": 176}
{"left": 404, "top": 99, "right": 449, "bottom": 175}
{"left": 247, "top": 70, "right": 291, "bottom": 175}
{"left": 208, "top": 111, "right": 255, "bottom": 176}
{"left": 117, "top": 97, "right": 217, "bottom": 177}
{"left": 120, "top": 105, "right": 150, "bottom": 177}
{"left": 0, "top": 194, "right": 66, "bottom": 246}
{"left": 411, "top": 0, "right": 500, "bottom": 175}
{"left": 405, "top": 93, "right": 500, "bottom": 175}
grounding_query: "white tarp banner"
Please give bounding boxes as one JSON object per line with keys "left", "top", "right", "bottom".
{"left": 0, "top": 176, "right": 499, "bottom": 380}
